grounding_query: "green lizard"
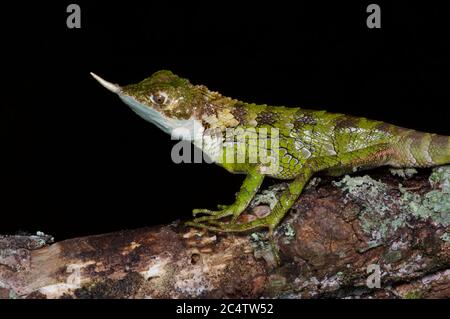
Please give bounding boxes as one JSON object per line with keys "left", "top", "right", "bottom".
{"left": 91, "top": 70, "right": 450, "bottom": 233}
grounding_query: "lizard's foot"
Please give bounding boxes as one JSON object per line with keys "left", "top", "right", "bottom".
{"left": 191, "top": 204, "right": 245, "bottom": 223}
{"left": 191, "top": 209, "right": 234, "bottom": 223}
{"left": 192, "top": 204, "right": 229, "bottom": 217}
{"left": 186, "top": 210, "right": 283, "bottom": 264}
{"left": 185, "top": 214, "right": 277, "bottom": 233}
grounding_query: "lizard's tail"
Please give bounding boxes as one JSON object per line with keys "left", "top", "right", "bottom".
{"left": 392, "top": 130, "right": 450, "bottom": 167}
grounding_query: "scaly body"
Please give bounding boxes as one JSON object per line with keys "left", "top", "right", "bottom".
{"left": 91, "top": 70, "right": 450, "bottom": 233}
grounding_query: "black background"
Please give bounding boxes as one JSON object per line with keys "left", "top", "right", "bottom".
{"left": 1, "top": 1, "right": 449, "bottom": 240}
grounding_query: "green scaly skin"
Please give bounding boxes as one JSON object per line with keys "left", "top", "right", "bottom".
{"left": 91, "top": 70, "right": 450, "bottom": 233}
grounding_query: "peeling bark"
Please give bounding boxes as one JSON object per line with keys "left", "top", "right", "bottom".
{"left": 1, "top": 167, "right": 449, "bottom": 299}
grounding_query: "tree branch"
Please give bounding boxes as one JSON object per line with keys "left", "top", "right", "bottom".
{"left": 1, "top": 167, "right": 449, "bottom": 299}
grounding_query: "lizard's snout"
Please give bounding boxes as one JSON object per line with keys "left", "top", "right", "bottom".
{"left": 90, "top": 72, "right": 121, "bottom": 94}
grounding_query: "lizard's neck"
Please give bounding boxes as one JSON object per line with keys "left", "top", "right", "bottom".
{"left": 195, "top": 85, "right": 257, "bottom": 132}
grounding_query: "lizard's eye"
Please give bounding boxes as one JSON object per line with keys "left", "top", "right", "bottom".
{"left": 150, "top": 93, "right": 168, "bottom": 105}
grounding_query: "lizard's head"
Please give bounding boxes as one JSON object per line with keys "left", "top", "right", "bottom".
{"left": 90, "top": 70, "right": 204, "bottom": 137}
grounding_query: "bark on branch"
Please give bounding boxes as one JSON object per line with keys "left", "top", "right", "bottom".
{"left": 1, "top": 167, "right": 449, "bottom": 299}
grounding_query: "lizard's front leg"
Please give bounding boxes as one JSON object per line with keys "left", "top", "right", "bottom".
{"left": 191, "top": 168, "right": 264, "bottom": 223}
{"left": 186, "top": 144, "right": 392, "bottom": 233}
{"left": 186, "top": 164, "right": 315, "bottom": 232}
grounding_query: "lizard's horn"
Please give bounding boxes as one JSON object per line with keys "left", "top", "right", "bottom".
{"left": 90, "top": 72, "right": 121, "bottom": 94}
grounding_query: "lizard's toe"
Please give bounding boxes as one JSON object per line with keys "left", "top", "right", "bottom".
{"left": 186, "top": 216, "right": 274, "bottom": 233}
{"left": 191, "top": 209, "right": 234, "bottom": 222}
{"left": 184, "top": 221, "right": 225, "bottom": 232}
{"left": 192, "top": 215, "right": 225, "bottom": 223}
{"left": 192, "top": 208, "right": 217, "bottom": 216}
{"left": 192, "top": 205, "right": 235, "bottom": 218}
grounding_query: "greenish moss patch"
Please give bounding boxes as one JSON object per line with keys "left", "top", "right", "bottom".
{"left": 403, "top": 290, "right": 422, "bottom": 299}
